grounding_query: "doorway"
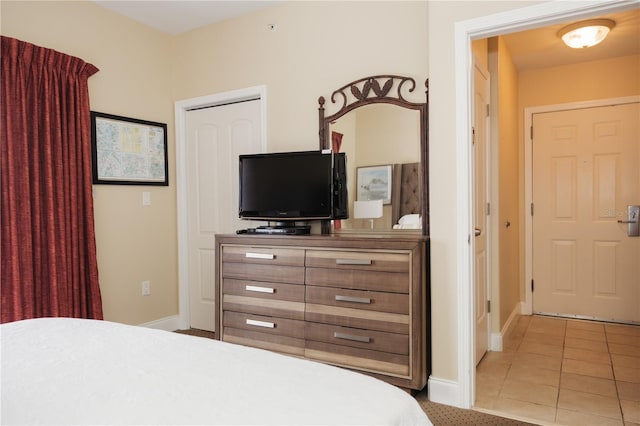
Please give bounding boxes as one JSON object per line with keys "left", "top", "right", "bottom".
{"left": 474, "top": 98, "right": 639, "bottom": 422}
{"left": 185, "top": 100, "right": 263, "bottom": 331}
{"left": 455, "top": 0, "right": 637, "bottom": 411}
{"left": 175, "top": 86, "right": 267, "bottom": 330}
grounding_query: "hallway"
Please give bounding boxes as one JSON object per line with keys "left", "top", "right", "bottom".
{"left": 474, "top": 315, "right": 640, "bottom": 425}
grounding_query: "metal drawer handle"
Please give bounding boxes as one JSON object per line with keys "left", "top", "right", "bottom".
{"left": 334, "top": 332, "right": 371, "bottom": 343}
{"left": 336, "top": 258, "right": 372, "bottom": 265}
{"left": 246, "top": 252, "right": 275, "bottom": 260}
{"left": 245, "top": 285, "right": 275, "bottom": 294}
{"left": 246, "top": 319, "right": 275, "bottom": 328}
{"left": 335, "top": 295, "right": 371, "bottom": 304}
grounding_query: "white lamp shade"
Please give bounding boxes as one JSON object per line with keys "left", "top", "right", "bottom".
{"left": 353, "top": 199, "right": 383, "bottom": 219}
{"left": 558, "top": 19, "right": 615, "bottom": 49}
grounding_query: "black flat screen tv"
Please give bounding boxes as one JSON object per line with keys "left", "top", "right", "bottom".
{"left": 239, "top": 150, "right": 347, "bottom": 222}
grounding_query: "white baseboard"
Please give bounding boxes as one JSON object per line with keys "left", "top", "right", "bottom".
{"left": 490, "top": 332, "right": 503, "bottom": 351}
{"left": 428, "top": 376, "right": 464, "bottom": 408}
{"left": 489, "top": 303, "right": 523, "bottom": 352}
{"left": 501, "top": 303, "right": 521, "bottom": 340}
{"left": 502, "top": 302, "right": 526, "bottom": 336}
{"left": 138, "top": 315, "right": 182, "bottom": 331}
{"left": 520, "top": 300, "right": 532, "bottom": 315}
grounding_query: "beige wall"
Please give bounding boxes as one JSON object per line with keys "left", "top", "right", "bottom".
{"left": 519, "top": 54, "right": 640, "bottom": 108}
{"left": 1, "top": 0, "right": 430, "bottom": 323}
{"left": 170, "top": 1, "right": 429, "bottom": 153}
{"left": 427, "top": 0, "right": 543, "bottom": 381}
{"left": 1, "top": 0, "right": 177, "bottom": 325}
{"left": 9, "top": 0, "right": 607, "bottom": 390}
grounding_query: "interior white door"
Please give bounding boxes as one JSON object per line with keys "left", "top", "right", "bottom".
{"left": 185, "top": 100, "right": 262, "bottom": 331}
{"left": 473, "top": 63, "right": 490, "bottom": 365}
{"left": 532, "top": 102, "right": 639, "bottom": 323}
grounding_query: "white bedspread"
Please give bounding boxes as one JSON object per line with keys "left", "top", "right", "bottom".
{"left": 1, "top": 318, "right": 431, "bottom": 425}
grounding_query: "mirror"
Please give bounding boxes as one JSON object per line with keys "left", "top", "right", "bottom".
{"left": 319, "top": 75, "right": 429, "bottom": 236}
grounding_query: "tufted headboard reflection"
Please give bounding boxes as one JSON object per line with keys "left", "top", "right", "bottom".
{"left": 391, "top": 162, "right": 421, "bottom": 226}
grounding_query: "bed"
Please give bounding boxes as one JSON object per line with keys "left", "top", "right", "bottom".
{"left": 392, "top": 162, "right": 422, "bottom": 229}
{"left": 1, "top": 317, "right": 432, "bottom": 425}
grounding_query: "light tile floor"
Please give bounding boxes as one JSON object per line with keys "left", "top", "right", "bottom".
{"left": 474, "top": 315, "right": 640, "bottom": 426}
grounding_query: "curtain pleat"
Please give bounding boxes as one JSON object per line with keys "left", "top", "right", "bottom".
{"left": 1, "top": 36, "right": 103, "bottom": 322}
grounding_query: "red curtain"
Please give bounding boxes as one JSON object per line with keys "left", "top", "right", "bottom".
{"left": 331, "top": 131, "right": 343, "bottom": 154}
{"left": 1, "top": 36, "right": 103, "bottom": 323}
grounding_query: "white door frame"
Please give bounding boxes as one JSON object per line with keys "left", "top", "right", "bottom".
{"left": 453, "top": 0, "right": 637, "bottom": 409}
{"left": 174, "top": 86, "right": 267, "bottom": 329}
{"left": 523, "top": 95, "right": 640, "bottom": 316}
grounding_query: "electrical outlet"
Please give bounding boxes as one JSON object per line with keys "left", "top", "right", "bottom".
{"left": 141, "top": 280, "right": 151, "bottom": 296}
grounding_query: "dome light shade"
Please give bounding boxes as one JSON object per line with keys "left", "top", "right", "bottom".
{"left": 558, "top": 19, "right": 616, "bottom": 49}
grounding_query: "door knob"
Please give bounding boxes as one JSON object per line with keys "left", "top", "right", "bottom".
{"left": 618, "top": 205, "right": 639, "bottom": 237}
{"left": 474, "top": 228, "right": 481, "bottom": 237}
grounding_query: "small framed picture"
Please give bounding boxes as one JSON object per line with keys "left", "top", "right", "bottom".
{"left": 91, "top": 112, "right": 168, "bottom": 186}
{"left": 356, "top": 164, "right": 392, "bottom": 204}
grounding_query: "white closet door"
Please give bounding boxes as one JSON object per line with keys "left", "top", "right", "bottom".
{"left": 185, "top": 100, "right": 262, "bottom": 331}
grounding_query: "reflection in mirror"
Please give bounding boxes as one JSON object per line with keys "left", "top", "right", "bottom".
{"left": 318, "top": 75, "right": 429, "bottom": 236}
{"left": 330, "top": 105, "right": 420, "bottom": 231}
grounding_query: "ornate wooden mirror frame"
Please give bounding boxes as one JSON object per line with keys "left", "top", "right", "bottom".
{"left": 318, "top": 75, "right": 429, "bottom": 236}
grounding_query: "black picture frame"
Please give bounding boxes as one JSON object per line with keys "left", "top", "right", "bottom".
{"left": 91, "top": 111, "right": 168, "bottom": 186}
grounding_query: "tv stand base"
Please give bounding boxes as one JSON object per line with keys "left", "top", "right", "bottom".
{"left": 237, "top": 225, "right": 311, "bottom": 235}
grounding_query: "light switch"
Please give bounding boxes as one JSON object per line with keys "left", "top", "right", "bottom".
{"left": 142, "top": 191, "right": 151, "bottom": 206}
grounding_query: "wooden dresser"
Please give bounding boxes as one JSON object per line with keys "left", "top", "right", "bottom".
{"left": 214, "top": 234, "right": 429, "bottom": 390}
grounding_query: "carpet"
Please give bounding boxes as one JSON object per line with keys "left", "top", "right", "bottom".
{"left": 415, "top": 391, "right": 538, "bottom": 425}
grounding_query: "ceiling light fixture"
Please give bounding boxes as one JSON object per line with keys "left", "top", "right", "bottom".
{"left": 558, "top": 19, "right": 616, "bottom": 49}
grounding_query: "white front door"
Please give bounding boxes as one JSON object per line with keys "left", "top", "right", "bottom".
{"left": 532, "top": 102, "right": 639, "bottom": 323}
{"left": 473, "top": 62, "right": 490, "bottom": 365}
{"left": 185, "top": 100, "right": 262, "bottom": 331}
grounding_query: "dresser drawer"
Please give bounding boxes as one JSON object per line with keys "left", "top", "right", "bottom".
{"left": 223, "top": 262, "right": 305, "bottom": 285}
{"left": 305, "top": 340, "right": 409, "bottom": 378}
{"left": 222, "top": 245, "right": 304, "bottom": 267}
{"left": 306, "top": 250, "right": 409, "bottom": 273}
{"left": 223, "top": 311, "right": 305, "bottom": 356}
{"left": 305, "top": 302, "right": 409, "bottom": 334}
{"left": 223, "top": 327, "right": 305, "bottom": 357}
{"left": 222, "top": 279, "right": 305, "bottom": 321}
{"left": 305, "top": 322, "right": 408, "bottom": 355}
{"left": 224, "top": 279, "right": 305, "bottom": 302}
{"left": 305, "top": 285, "right": 408, "bottom": 314}
{"left": 305, "top": 267, "right": 409, "bottom": 293}
{"left": 223, "top": 311, "right": 305, "bottom": 339}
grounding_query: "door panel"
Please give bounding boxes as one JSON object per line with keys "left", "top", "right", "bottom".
{"left": 185, "top": 100, "right": 262, "bottom": 331}
{"left": 532, "top": 102, "right": 639, "bottom": 323}
{"left": 473, "top": 63, "right": 490, "bottom": 365}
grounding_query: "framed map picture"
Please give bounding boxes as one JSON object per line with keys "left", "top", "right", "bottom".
{"left": 90, "top": 112, "right": 168, "bottom": 186}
